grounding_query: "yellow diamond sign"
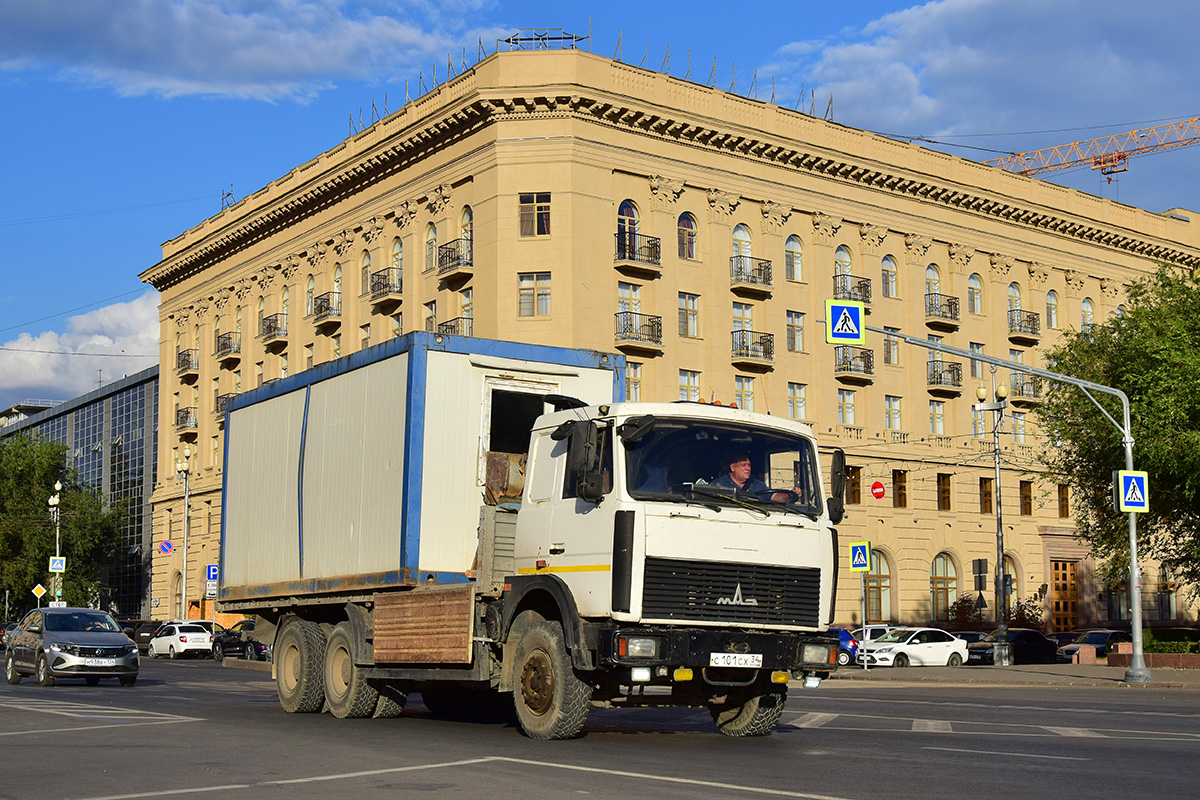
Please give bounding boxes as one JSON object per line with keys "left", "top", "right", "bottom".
{"left": 32, "top": 583, "right": 46, "bottom": 598}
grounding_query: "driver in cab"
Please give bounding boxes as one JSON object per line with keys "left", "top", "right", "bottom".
{"left": 712, "top": 451, "right": 795, "bottom": 503}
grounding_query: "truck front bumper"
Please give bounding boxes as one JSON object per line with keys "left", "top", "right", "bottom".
{"left": 600, "top": 626, "right": 838, "bottom": 675}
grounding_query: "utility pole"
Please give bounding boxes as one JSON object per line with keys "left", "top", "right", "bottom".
{"left": 175, "top": 446, "right": 193, "bottom": 619}
{"left": 975, "top": 382, "right": 1011, "bottom": 666}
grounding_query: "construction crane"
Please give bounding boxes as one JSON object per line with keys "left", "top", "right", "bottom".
{"left": 984, "top": 117, "right": 1200, "bottom": 176}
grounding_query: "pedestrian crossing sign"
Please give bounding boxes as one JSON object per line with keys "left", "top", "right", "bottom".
{"left": 825, "top": 300, "right": 865, "bottom": 344}
{"left": 1115, "top": 470, "right": 1149, "bottom": 513}
{"left": 849, "top": 541, "right": 871, "bottom": 572}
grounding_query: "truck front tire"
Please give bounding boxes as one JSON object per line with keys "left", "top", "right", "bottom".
{"left": 709, "top": 682, "right": 787, "bottom": 737}
{"left": 324, "top": 622, "right": 378, "bottom": 719}
{"left": 512, "top": 617, "right": 592, "bottom": 740}
{"left": 276, "top": 620, "right": 327, "bottom": 713}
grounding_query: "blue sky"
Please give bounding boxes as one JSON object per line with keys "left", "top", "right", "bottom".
{"left": 2, "top": 0, "right": 1199, "bottom": 410}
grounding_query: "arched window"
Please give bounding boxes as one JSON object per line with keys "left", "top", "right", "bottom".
{"left": 333, "top": 264, "right": 342, "bottom": 296}
{"left": 930, "top": 553, "right": 958, "bottom": 621}
{"left": 1008, "top": 282, "right": 1022, "bottom": 311}
{"left": 460, "top": 205, "right": 474, "bottom": 242}
{"left": 925, "top": 264, "right": 941, "bottom": 295}
{"left": 281, "top": 287, "right": 290, "bottom": 319}
{"left": 360, "top": 250, "right": 371, "bottom": 295}
{"left": 967, "top": 273, "right": 983, "bottom": 314}
{"left": 425, "top": 223, "right": 438, "bottom": 273}
{"left": 193, "top": 324, "right": 199, "bottom": 352}
{"left": 257, "top": 297, "right": 265, "bottom": 335}
{"left": 306, "top": 276, "right": 315, "bottom": 315}
{"left": 677, "top": 212, "right": 697, "bottom": 259}
{"left": 1159, "top": 565, "right": 1178, "bottom": 620}
{"left": 732, "top": 224, "right": 753, "bottom": 280}
{"left": 214, "top": 314, "right": 222, "bottom": 340}
{"left": 785, "top": 235, "right": 804, "bottom": 281}
{"left": 866, "top": 551, "right": 893, "bottom": 624}
{"left": 175, "top": 332, "right": 182, "bottom": 353}
{"left": 235, "top": 306, "right": 243, "bottom": 338}
{"left": 617, "top": 199, "right": 639, "bottom": 235}
{"left": 1081, "top": 297, "right": 1095, "bottom": 329}
{"left": 881, "top": 255, "right": 898, "bottom": 298}
{"left": 391, "top": 237, "right": 403, "bottom": 271}
{"left": 834, "top": 245, "right": 853, "bottom": 275}
{"left": 1045, "top": 290, "right": 1059, "bottom": 328}
{"left": 1114, "top": 303, "right": 1126, "bottom": 319}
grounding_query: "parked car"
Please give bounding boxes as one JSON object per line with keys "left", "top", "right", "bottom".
{"left": 1049, "top": 630, "right": 1088, "bottom": 648}
{"left": 823, "top": 628, "right": 859, "bottom": 666}
{"left": 966, "top": 628, "right": 1058, "bottom": 665}
{"left": 953, "top": 631, "right": 989, "bottom": 644}
{"left": 147, "top": 624, "right": 213, "bottom": 659}
{"left": 1057, "top": 629, "right": 1132, "bottom": 662}
{"left": 1, "top": 622, "right": 18, "bottom": 648}
{"left": 4, "top": 607, "right": 139, "bottom": 687}
{"left": 856, "top": 627, "right": 969, "bottom": 667}
{"left": 852, "top": 625, "right": 901, "bottom": 644}
{"left": 212, "top": 619, "right": 270, "bottom": 662}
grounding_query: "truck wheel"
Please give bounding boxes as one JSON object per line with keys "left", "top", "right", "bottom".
{"left": 36, "top": 653, "right": 55, "bottom": 687}
{"left": 512, "top": 618, "right": 592, "bottom": 740}
{"left": 324, "top": 622, "right": 378, "bottom": 719}
{"left": 5, "top": 652, "right": 21, "bottom": 684}
{"left": 372, "top": 683, "right": 408, "bottom": 718}
{"left": 276, "top": 620, "right": 327, "bottom": 713}
{"left": 709, "top": 683, "right": 787, "bottom": 737}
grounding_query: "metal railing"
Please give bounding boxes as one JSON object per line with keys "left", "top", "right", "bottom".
{"left": 259, "top": 313, "right": 287, "bottom": 341}
{"left": 1010, "top": 374, "right": 1043, "bottom": 401}
{"left": 927, "top": 361, "right": 963, "bottom": 389}
{"left": 730, "top": 255, "right": 773, "bottom": 287}
{"left": 614, "top": 311, "right": 663, "bottom": 345}
{"left": 925, "top": 292, "right": 960, "bottom": 322}
{"left": 313, "top": 292, "right": 341, "bottom": 322}
{"left": 731, "top": 329, "right": 774, "bottom": 361}
{"left": 176, "top": 349, "right": 198, "bottom": 373}
{"left": 175, "top": 407, "right": 198, "bottom": 430}
{"left": 1009, "top": 308, "right": 1041, "bottom": 337}
{"left": 436, "top": 317, "right": 474, "bottom": 337}
{"left": 834, "top": 345, "right": 875, "bottom": 376}
{"left": 214, "top": 332, "right": 241, "bottom": 359}
{"left": 369, "top": 268, "right": 403, "bottom": 299}
{"left": 437, "top": 238, "right": 473, "bottom": 274}
{"left": 614, "top": 232, "right": 662, "bottom": 266}
{"left": 214, "top": 393, "right": 236, "bottom": 418}
{"left": 833, "top": 273, "right": 872, "bottom": 304}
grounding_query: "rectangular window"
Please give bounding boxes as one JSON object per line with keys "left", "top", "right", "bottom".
{"left": 1020, "top": 481, "right": 1033, "bottom": 515}
{"left": 519, "top": 192, "right": 551, "bottom": 237}
{"left": 391, "top": 312, "right": 402, "bottom": 338}
{"left": 837, "top": 389, "right": 856, "bottom": 425}
{"left": 884, "top": 395, "right": 902, "bottom": 430}
{"left": 360, "top": 323, "right": 371, "bottom": 351}
{"left": 929, "top": 400, "right": 945, "bottom": 434}
{"left": 970, "top": 342, "right": 985, "bottom": 378}
{"left": 256, "top": 361, "right": 264, "bottom": 387}
{"left": 678, "top": 292, "right": 699, "bottom": 337}
{"left": 1011, "top": 411, "right": 1027, "bottom": 444}
{"left": 972, "top": 407, "right": 987, "bottom": 437}
{"left": 304, "top": 345, "right": 314, "bottom": 371}
{"left": 424, "top": 300, "right": 437, "bottom": 331}
{"left": 732, "top": 301, "right": 753, "bottom": 331}
{"left": 980, "top": 477, "right": 994, "bottom": 514}
{"left": 846, "top": 466, "right": 862, "bottom": 504}
{"left": 1058, "top": 484, "right": 1070, "bottom": 518}
{"left": 893, "top": 470, "right": 907, "bottom": 508}
{"left": 626, "top": 362, "right": 642, "bottom": 401}
{"left": 883, "top": 326, "right": 900, "bottom": 365}
{"left": 734, "top": 375, "right": 755, "bottom": 412}
{"left": 937, "top": 473, "right": 952, "bottom": 511}
{"left": 518, "top": 272, "right": 552, "bottom": 317}
{"left": 679, "top": 370, "right": 700, "bottom": 402}
{"left": 786, "top": 311, "right": 804, "bottom": 351}
{"left": 280, "top": 353, "right": 288, "bottom": 379}
{"left": 787, "top": 382, "right": 807, "bottom": 420}
{"left": 332, "top": 334, "right": 341, "bottom": 360}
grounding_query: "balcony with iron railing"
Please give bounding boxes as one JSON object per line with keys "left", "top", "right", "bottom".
{"left": 369, "top": 268, "right": 403, "bottom": 308}
{"left": 214, "top": 393, "right": 237, "bottom": 423}
{"left": 730, "top": 329, "right": 774, "bottom": 368}
{"left": 312, "top": 292, "right": 342, "bottom": 330}
{"left": 614, "top": 311, "right": 663, "bottom": 353}
{"left": 1009, "top": 374, "right": 1043, "bottom": 406}
{"left": 1008, "top": 308, "right": 1041, "bottom": 343}
{"left": 926, "top": 360, "right": 963, "bottom": 396}
{"left": 436, "top": 317, "right": 474, "bottom": 337}
{"left": 833, "top": 345, "right": 874, "bottom": 383}
{"left": 214, "top": 332, "right": 241, "bottom": 367}
{"left": 175, "top": 407, "right": 198, "bottom": 438}
{"left": 833, "top": 273, "right": 872, "bottom": 305}
{"left": 437, "top": 238, "right": 473, "bottom": 281}
{"left": 925, "top": 292, "right": 960, "bottom": 330}
{"left": 175, "top": 349, "right": 199, "bottom": 382}
{"left": 259, "top": 313, "right": 288, "bottom": 350}
{"left": 614, "top": 232, "right": 662, "bottom": 275}
{"left": 730, "top": 256, "right": 773, "bottom": 296}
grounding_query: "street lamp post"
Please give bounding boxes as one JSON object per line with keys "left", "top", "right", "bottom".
{"left": 48, "top": 481, "right": 62, "bottom": 603}
{"left": 175, "top": 446, "right": 192, "bottom": 620}
{"left": 976, "top": 382, "right": 1012, "bottom": 667}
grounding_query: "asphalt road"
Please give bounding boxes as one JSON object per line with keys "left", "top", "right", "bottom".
{"left": 2, "top": 658, "right": 1199, "bottom": 800}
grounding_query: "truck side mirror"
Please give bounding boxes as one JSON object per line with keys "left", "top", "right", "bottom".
{"left": 556, "top": 420, "right": 605, "bottom": 502}
{"left": 828, "top": 448, "right": 846, "bottom": 525}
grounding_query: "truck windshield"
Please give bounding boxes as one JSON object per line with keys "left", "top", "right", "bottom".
{"left": 623, "top": 419, "right": 824, "bottom": 517}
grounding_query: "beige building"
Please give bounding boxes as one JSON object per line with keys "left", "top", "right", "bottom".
{"left": 141, "top": 41, "right": 1198, "bottom": 630}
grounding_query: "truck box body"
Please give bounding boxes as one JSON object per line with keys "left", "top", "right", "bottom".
{"left": 220, "top": 333, "right": 621, "bottom": 605}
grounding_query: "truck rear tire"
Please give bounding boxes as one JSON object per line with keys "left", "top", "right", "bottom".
{"left": 372, "top": 683, "right": 408, "bottom": 718}
{"left": 512, "top": 618, "right": 592, "bottom": 740}
{"left": 709, "top": 682, "right": 787, "bottom": 737}
{"left": 276, "top": 620, "right": 327, "bottom": 713}
{"left": 324, "top": 622, "right": 378, "bottom": 719}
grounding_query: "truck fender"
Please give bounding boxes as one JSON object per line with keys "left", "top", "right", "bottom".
{"left": 499, "top": 574, "right": 592, "bottom": 689}
{"left": 342, "top": 602, "right": 373, "bottom": 664}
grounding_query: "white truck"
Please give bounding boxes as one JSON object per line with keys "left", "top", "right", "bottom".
{"left": 219, "top": 333, "right": 845, "bottom": 738}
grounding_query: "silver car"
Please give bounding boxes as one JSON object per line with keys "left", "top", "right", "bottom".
{"left": 4, "top": 607, "right": 139, "bottom": 687}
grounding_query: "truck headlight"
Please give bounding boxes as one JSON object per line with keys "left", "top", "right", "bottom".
{"left": 802, "top": 642, "right": 833, "bottom": 664}
{"left": 617, "top": 635, "right": 661, "bottom": 659}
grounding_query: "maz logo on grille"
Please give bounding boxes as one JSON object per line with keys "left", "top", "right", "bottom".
{"left": 716, "top": 583, "right": 759, "bottom": 607}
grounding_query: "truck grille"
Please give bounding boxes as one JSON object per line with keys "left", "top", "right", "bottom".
{"left": 642, "top": 557, "right": 821, "bottom": 627}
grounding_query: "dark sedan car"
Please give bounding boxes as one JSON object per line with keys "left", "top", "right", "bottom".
{"left": 212, "top": 619, "right": 270, "bottom": 661}
{"left": 1057, "top": 629, "right": 1131, "bottom": 662}
{"left": 5, "top": 607, "right": 138, "bottom": 686}
{"left": 966, "top": 628, "right": 1058, "bottom": 665}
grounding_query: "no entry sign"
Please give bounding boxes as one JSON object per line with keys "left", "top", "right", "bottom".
{"left": 871, "top": 481, "right": 886, "bottom": 500}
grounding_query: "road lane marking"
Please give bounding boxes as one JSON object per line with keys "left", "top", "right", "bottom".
{"left": 0, "top": 697, "right": 200, "bottom": 737}
{"left": 912, "top": 719, "right": 953, "bottom": 732}
{"left": 789, "top": 712, "right": 839, "bottom": 728}
{"left": 923, "top": 746, "right": 1089, "bottom": 761}
{"left": 1043, "top": 726, "right": 1107, "bottom": 737}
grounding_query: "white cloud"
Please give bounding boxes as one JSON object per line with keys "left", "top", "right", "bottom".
{"left": 0, "top": 0, "right": 510, "bottom": 101}
{"left": 0, "top": 291, "right": 160, "bottom": 409}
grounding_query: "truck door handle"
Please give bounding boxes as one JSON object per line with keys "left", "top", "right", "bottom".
{"left": 549, "top": 545, "right": 565, "bottom": 555}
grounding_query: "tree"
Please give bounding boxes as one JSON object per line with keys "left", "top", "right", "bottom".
{"left": 0, "top": 434, "right": 124, "bottom": 616}
{"left": 1038, "top": 265, "right": 1200, "bottom": 594}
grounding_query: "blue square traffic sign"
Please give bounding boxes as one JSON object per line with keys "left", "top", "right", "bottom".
{"left": 1116, "top": 470, "right": 1148, "bottom": 513}
{"left": 825, "top": 300, "right": 865, "bottom": 344}
{"left": 849, "top": 542, "right": 871, "bottom": 572}
{"left": 206, "top": 564, "right": 219, "bottom": 581}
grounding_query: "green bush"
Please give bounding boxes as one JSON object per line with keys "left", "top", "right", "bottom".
{"left": 1144, "top": 629, "right": 1200, "bottom": 654}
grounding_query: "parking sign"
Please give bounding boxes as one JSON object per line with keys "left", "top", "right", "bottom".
{"left": 206, "top": 564, "right": 219, "bottom": 581}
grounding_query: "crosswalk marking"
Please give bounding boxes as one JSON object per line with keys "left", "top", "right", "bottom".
{"left": 912, "top": 719, "right": 953, "bottom": 732}
{"left": 1043, "top": 726, "right": 1107, "bottom": 738}
{"left": 789, "top": 712, "right": 839, "bottom": 728}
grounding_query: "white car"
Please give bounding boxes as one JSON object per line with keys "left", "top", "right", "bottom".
{"left": 852, "top": 625, "right": 901, "bottom": 643}
{"left": 856, "top": 627, "right": 968, "bottom": 667}
{"left": 147, "top": 624, "right": 213, "bottom": 659}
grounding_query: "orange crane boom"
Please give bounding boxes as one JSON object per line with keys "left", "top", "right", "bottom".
{"left": 984, "top": 117, "right": 1200, "bottom": 176}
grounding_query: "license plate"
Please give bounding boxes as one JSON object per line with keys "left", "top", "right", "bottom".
{"left": 709, "top": 652, "right": 763, "bottom": 668}
{"left": 84, "top": 658, "right": 117, "bottom": 667}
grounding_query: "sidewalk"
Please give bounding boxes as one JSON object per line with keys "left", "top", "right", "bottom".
{"left": 826, "top": 661, "right": 1200, "bottom": 689}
